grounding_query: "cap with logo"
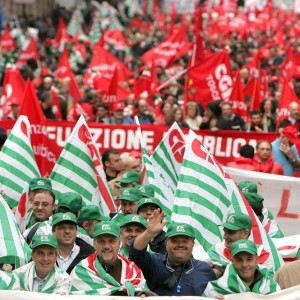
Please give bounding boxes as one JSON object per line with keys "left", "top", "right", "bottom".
{"left": 237, "top": 181, "right": 257, "bottom": 194}
{"left": 120, "top": 214, "right": 147, "bottom": 229}
{"left": 58, "top": 192, "right": 83, "bottom": 214}
{"left": 32, "top": 234, "right": 58, "bottom": 249}
{"left": 78, "top": 205, "right": 111, "bottom": 222}
{"left": 120, "top": 171, "right": 141, "bottom": 184}
{"left": 139, "top": 185, "right": 154, "bottom": 198}
{"left": 113, "top": 102, "right": 125, "bottom": 111}
{"left": 231, "top": 239, "right": 257, "bottom": 257}
{"left": 120, "top": 187, "right": 142, "bottom": 202}
{"left": 166, "top": 222, "right": 195, "bottom": 239}
{"left": 52, "top": 212, "right": 78, "bottom": 227}
{"left": 137, "top": 197, "right": 161, "bottom": 212}
{"left": 222, "top": 213, "right": 252, "bottom": 231}
{"left": 243, "top": 192, "right": 264, "bottom": 208}
{"left": 29, "top": 177, "right": 52, "bottom": 191}
{"left": 93, "top": 221, "right": 120, "bottom": 238}
{"left": 283, "top": 126, "right": 300, "bottom": 145}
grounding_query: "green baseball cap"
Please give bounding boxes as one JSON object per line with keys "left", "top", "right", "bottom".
{"left": 222, "top": 213, "right": 252, "bottom": 231}
{"left": 120, "top": 214, "right": 147, "bottom": 229}
{"left": 29, "top": 177, "right": 52, "bottom": 191}
{"left": 237, "top": 181, "right": 257, "bottom": 194}
{"left": 120, "top": 171, "right": 141, "bottom": 184}
{"left": 120, "top": 187, "right": 142, "bottom": 202}
{"left": 93, "top": 222, "right": 120, "bottom": 238}
{"left": 231, "top": 239, "right": 257, "bottom": 256}
{"left": 138, "top": 185, "right": 154, "bottom": 198}
{"left": 137, "top": 197, "right": 161, "bottom": 212}
{"left": 32, "top": 234, "right": 58, "bottom": 249}
{"left": 58, "top": 192, "right": 83, "bottom": 214}
{"left": 78, "top": 205, "right": 111, "bottom": 222}
{"left": 166, "top": 222, "right": 195, "bottom": 239}
{"left": 243, "top": 192, "right": 264, "bottom": 208}
{"left": 52, "top": 212, "right": 78, "bottom": 227}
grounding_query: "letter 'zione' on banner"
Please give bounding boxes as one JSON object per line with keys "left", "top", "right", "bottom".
{"left": 277, "top": 189, "right": 299, "bottom": 219}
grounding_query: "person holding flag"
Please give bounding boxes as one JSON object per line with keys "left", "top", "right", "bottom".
{"left": 203, "top": 239, "right": 280, "bottom": 298}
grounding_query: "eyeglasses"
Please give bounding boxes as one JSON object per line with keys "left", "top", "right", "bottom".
{"left": 32, "top": 201, "right": 53, "bottom": 208}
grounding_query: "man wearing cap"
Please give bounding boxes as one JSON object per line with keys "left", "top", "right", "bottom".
{"left": 25, "top": 177, "right": 55, "bottom": 229}
{"left": 104, "top": 102, "right": 134, "bottom": 125}
{"left": 11, "top": 234, "right": 70, "bottom": 294}
{"left": 272, "top": 125, "right": 300, "bottom": 176}
{"left": 52, "top": 212, "right": 95, "bottom": 274}
{"left": 203, "top": 239, "right": 280, "bottom": 298}
{"left": 70, "top": 222, "right": 152, "bottom": 296}
{"left": 119, "top": 214, "right": 148, "bottom": 257}
{"left": 120, "top": 171, "right": 141, "bottom": 188}
{"left": 77, "top": 205, "right": 110, "bottom": 244}
{"left": 129, "top": 210, "right": 216, "bottom": 296}
{"left": 111, "top": 187, "right": 142, "bottom": 227}
{"left": 238, "top": 181, "right": 284, "bottom": 238}
{"left": 203, "top": 213, "right": 274, "bottom": 276}
{"left": 138, "top": 185, "right": 154, "bottom": 198}
{"left": 137, "top": 197, "right": 166, "bottom": 254}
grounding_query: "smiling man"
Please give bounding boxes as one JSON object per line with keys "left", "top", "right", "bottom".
{"left": 129, "top": 209, "right": 216, "bottom": 296}
{"left": 11, "top": 234, "right": 70, "bottom": 294}
{"left": 70, "top": 221, "right": 152, "bottom": 296}
{"left": 203, "top": 239, "right": 280, "bottom": 298}
{"left": 52, "top": 212, "right": 94, "bottom": 274}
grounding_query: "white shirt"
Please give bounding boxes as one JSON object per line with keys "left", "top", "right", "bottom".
{"left": 57, "top": 244, "right": 80, "bottom": 271}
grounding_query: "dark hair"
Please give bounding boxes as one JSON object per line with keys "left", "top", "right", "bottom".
{"left": 101, "top": 150, "right": 120, "bottom": 165}
{"left": 239, "top": 144, "right": 255, "bottom": 159}
{"left": 206, "top": 100, "right": 222, "bottom": 118}
{"left": 32, "top": 189, "right": 55, "bottom": 204}
{"left": 39, "top": 91, "right": 52, "bottom": 103}
{"left": 97, "top": 103, "right": 109, "bottom": 110}
{"left": 250, "top": 110, "right": 261, "bottom": 117}
{"left": 260, "top": 99, "right": 276, "bottom": 115}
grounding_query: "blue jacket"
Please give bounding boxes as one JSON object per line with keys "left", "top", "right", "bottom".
{"left": 129, "top": 242, "right": 216, "bottom": 296}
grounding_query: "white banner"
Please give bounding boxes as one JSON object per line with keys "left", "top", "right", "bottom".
{"left": 225, "top": 167, "right": 300, "bottom": 236}
{"left": 1, "top": 286, "right": 300, "bottom": 299}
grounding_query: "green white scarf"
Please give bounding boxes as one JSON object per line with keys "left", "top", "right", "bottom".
{"left": 203, "top": 264, "right": 280, "bottom": 298}
{"left": 11, "top": 261, "right": 70, "bottom": 294}
{"left": 70, "top": 253, "right": 147, "bottom": 295}
{"left": 0, "top": 271, "right": 14, "bottom": 290}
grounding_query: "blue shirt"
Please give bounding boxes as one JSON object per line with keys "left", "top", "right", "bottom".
{"left": 272, "top": 139, "right": 300, "bottom": 176}
{"left": 129, "top": 242, "right": 216, "bottom": 296}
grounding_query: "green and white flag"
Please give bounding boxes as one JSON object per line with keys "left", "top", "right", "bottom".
{"left": 0, "top": 194, "right": 31, "bottom": 267}
{"left": 0, "top": 115, "right": 40, "bottom": 208}
{"left": 203, "top": 264, "right": 280, "bottom": 297}
{"left": 171, "top": 130, "right": 232, "bottom": 250}
{"left": 89, "top": 16, "right": 102, "bottom": 45}
{"left": 50, "top": 116, "right": 116, "bottom": 216}
{"left": 67, "top": 9, "right": 84, "bottom": 37}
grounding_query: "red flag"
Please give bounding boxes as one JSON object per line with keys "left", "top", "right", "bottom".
{"left": 0, "top": 27, "right": 15, "bottom": 52}
{"left": 102, "top": 67, "right": 119, "bottom": 110}
{"left": 16, "top": 39, "right": 39, "bottom": 69}
{"left": 134, "top": 69, "right": 152, "bottom": 103}
{"left": 102, "top": 29, "right": 128, "bottom": 51}
{"left": 244, "top": 75, "right": 262, "bottom": 111}
{"left": 84, "top": 45, "right": 131, "bottom": 86}
{"left": 50, "top": 89, "right": 62, "bottom": 120}
{"left": 141, "top": 25, "right": 190, "bottom": 68}
{"left": 187, "top": 50, "right": 233, "bottom": 108}
{"left": 54, "top": 47, "right": 72, "bottom": 79}
{"left": 277, "top": 76, "right": 300, "bottom": 125}
{"left": 53, "top": 16, "right": 70, "bottom": 49}
{"left": 281, "top": 47, "right": 296, "bottom": 81}
{"left": 229, "top": 70, "right": 248, "bottom": 122}
{"left": 0, "top": 66, "right": 26, "bottom": 119}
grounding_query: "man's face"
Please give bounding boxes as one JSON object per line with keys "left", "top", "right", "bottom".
{"left": 106, "top": 153, "right": 121, "bottom": 172}
{"left": 138, "top": 205, "right": 158, "bottom": 220}
{"left": 113, "top": 110, "right": 124, "bottom": 120}
{"left": 137, "top": 100, "right": 148, "bottom": 115}
{"left": 289, "top": 103, "right": 300, "bottom": 120}
{"left": 43, "top": 77, "right": 53, "bottom": 91}
{"left": 94, "top": 234, "right": 120, "bottom": 266}
{"left": 232, "top": 252, "right": 258, "bottom": 283}
{"left": 123, "top": 157, "right": 141, "bottom": 172}
{"left": 97, "top": 107, "right": 108, "bottom": 119}
{"left": 222, "top": 104, "right": 233, "bottom": 119}
{"left": 53, "top": 222, "right": 77, "bottom": 247}
{"left": 32, "top": 192, "right": 54, "bottom": 221}
{"left": 120, "top": 200, "right": 138, "bottom": 215}
{"left": 223, "top": 228, "right": 249, "bottom": 248}
{"left": 256, "top": 142, "right": 271, "bottom": 162}
{"left": 85, "top": 220, "right": 100, "bottom": 237}
{"left": 121, "top": 224, "right": 145, "bottom": 248}
{"left": 251, "top": 114, "right": 261, "bottom": 125}
{"left": 166, "top": 236, "right": 194, "bottom": 265}
{"left": 32, "top": 245, "right": 57, "bottom": 279}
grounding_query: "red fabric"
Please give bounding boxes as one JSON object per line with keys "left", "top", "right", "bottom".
{"left": 226, "top": 157, "right": 256, "bottom": 171}
{"left": 16, "top": 39, "right": 39, "bottom": 69}
{"left": 253, "top": 153, "right": 284, "bottom": 175}
{"left": 0, "top": 27, "right": 15, "bottom": 51}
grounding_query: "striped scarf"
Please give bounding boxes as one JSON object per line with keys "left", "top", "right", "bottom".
{"left": 0, "top": 271, "right": 14, "bottom": 290}
{"left": 11, "top": 261, "right": 70, "bottom": 293}
{"left": 203, "top": 264, "right": 280, "bottom": 298}
{"left": 207, "top": 242, "right": 274, "bottom": 275}
{"left": 262, "top": 209, "right": 284, "bottom": 239}
{"left": 70, "top": 253, "right": 147, "bottom": 295}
